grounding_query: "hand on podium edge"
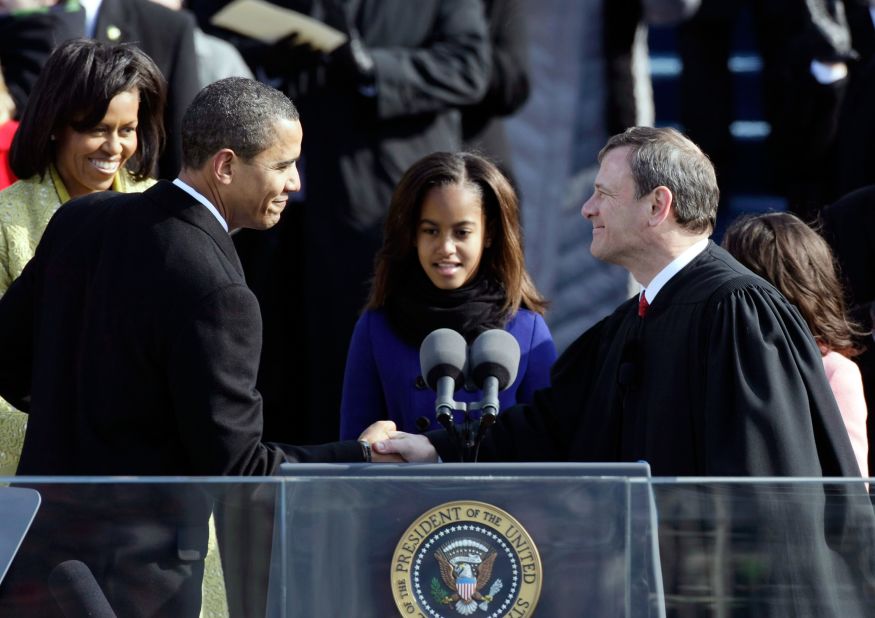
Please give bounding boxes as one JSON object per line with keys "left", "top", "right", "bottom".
{"left": 373, "top": 432, "right": 438, "bottom": 463}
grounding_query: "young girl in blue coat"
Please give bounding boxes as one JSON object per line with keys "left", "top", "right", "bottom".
{"left": 339, "top": 151, "right": 556, "bottom": 439}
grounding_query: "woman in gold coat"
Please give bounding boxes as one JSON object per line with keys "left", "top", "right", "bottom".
{"left": 0, "top": 39, "right": 165, "bottom": 475}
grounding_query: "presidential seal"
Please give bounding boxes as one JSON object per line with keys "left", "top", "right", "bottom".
{"left": 391, "top": 501, "right": 542, "bottom": 617}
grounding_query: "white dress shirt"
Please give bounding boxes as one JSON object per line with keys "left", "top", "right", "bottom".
{"left": 172, "top": 178, "right": 228, "bottom": 233}
{"left": 638, "top": 238, "right": 709, "bottom": 305}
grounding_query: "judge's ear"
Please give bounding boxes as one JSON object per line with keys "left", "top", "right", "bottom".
{"left": 648, "top": 186, "right": 673, "bottom": 227}
{"left": 211, "top": 149, "right": 236, "bottom": 186}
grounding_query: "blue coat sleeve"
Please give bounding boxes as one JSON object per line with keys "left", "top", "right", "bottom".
{"left": 514, "top": 313, "right": 557, "bottom": 404}
{"left": 339, "top": 311, "right": 388, "bottom": 440}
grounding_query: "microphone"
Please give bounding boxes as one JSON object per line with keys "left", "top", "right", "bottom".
{"left": 469, "top": 329, "right": 521, "bottom": 421}
{"left": 419, "top": 328, "right": 467, "bottom": 428}
{"left": 49, "top": 560, "right": 117, "bottom": 618}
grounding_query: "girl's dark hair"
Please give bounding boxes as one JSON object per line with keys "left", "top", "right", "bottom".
{"left": 722, "top": 212, "right": 865, "bottom": 357}
{"left": 10, "top": 38, "right": 166, "bottom": 181}
{"left": 367, "top": 151, "right": 547, "bottom": 316}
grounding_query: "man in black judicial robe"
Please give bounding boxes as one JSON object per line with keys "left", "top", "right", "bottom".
{"left": 461, "top": 240, "right": 857, "bottom": 475}
{"left": 377, "top": 127, "right": 875, "bottom": 616}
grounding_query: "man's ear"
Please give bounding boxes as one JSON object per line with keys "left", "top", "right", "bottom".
{"left": 648, "top": 186, "right": 673, "bottom": 226}
{"left": 212, "top": 149, "right": 235, "bottom": 185}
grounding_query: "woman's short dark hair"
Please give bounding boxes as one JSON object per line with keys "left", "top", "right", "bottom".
{"left": 10, "top": 38, "right": 166, "bottom": 181}
{"left": 722, "top": 212, "right": 866, "bottom": 357}
{"left": 368, "top": 151, "right": 548, "bottom": 317}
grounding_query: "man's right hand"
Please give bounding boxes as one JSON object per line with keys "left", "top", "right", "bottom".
{"left": 373, "top": 432, "right": 438, "bottom": 463}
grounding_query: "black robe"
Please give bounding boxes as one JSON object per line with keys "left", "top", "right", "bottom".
{"left": 434, "top": 242, "right": 875, "bottom": 617}
{"left": 443, "top": 242, "right": 858, "bottom": 476}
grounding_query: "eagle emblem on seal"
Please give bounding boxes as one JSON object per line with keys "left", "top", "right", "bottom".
{"left": 434, "top": 539, "right": 504, "bottom": 615}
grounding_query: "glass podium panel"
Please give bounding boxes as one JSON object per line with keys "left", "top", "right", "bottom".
{"left": 269, "top": 462, "right": 661, "bottom": 618}
{"left": 648, "top": 479, "right": 875, "bottom": 618}
{"left": 0, "top": 474, "right": 872, "bottom": 618}
{"left": 0, "top": 486, "right": 40, "bottom": 584}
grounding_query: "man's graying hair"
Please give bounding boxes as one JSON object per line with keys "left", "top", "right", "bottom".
{"left": 599, "top": 126, "right": 719, "bottom": 234}
{"left": 181, "top": 77, "right": 299, "bottom": 169}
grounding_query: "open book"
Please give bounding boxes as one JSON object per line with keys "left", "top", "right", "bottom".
{"left": 210, "top": 0, "right": 347, "bottom": 51}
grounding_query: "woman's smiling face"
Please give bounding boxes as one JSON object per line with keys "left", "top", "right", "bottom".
{"left": 55, "top": 89, "right": 140, "bottom": 198}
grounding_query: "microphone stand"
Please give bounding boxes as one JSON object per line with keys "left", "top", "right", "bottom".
{"left": 469, "top": 375, "right": 499, "bottom": 462}
{"left": 435, "top": 396, "right": 499, "bottom": 463}
{"left": 421, "top": 328, "right": 512, "bottom": 463}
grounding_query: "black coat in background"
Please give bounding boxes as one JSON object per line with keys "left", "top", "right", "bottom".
{"left": 822, "top": 184, "right": 875, "bottom": 325}
{"left": 93, "top": 0, "right": 200, "bottom": 179}
{"left": 0, "top": 182, "right": 361, "bottom": 617}
{"left": 676, "top": 0, "right": 852, "bottom": 216}
{"left": 0, "top": 7, "right": 85, "bottom": 116}
{"left": 831, "top": 2, "right": 875, "bottom": 198}
{"left": 602, "top": 0, "right": 644, "bottom": 135}
{"left": 461, "top": 0, "right": 530, "bottom": 182}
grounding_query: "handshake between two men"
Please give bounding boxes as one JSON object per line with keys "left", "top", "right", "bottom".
{"left": 360, "top": 421, "right": 438, "bottom": 463}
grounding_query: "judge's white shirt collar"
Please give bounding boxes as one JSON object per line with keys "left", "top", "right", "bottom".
{"left": 638, "top": 238, "right": 709, "bottom": 304}
{"left": 172, "top": 178, "right": 229, "bottom": 233}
